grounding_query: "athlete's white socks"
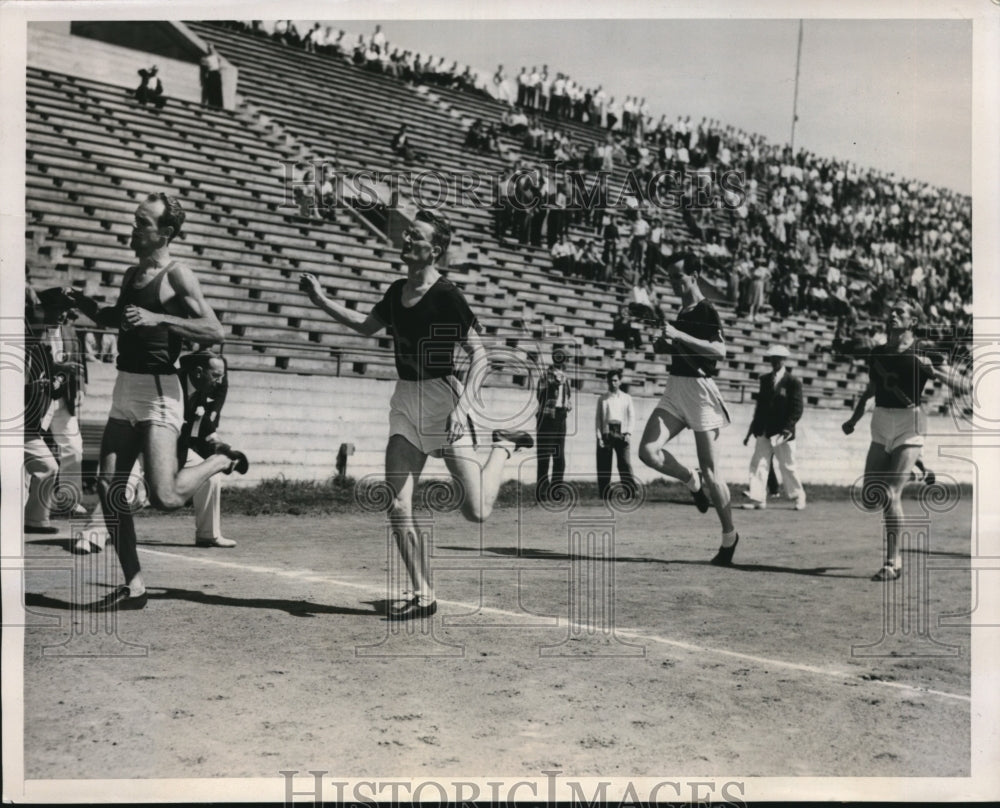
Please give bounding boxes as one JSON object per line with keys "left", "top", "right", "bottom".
{"left": 685, "top": 468, "right": 701, "bottom": 492}
{"left": 721, "top": 529, "right": 738, "bottom": 548}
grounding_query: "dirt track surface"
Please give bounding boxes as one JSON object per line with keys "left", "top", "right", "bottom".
{"left": 21, "top": 498, "right": 971, "bottom": 779}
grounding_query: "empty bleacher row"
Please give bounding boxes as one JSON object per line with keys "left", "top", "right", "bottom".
{"left": 24, "top": 45, "right": 957, "bottom": 411}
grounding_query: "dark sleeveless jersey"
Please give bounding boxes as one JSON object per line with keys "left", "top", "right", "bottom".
{"left": 116, "top": 263, "right": 183, "bottom": 375}
{"left": 372, "top": 277, "right": 478, "bottom": 381}
{"left": 868, "top": 342, "right": 935, "bottom": 408}
{"left": 669, "top": 299, "right": 724, "bottom": 378}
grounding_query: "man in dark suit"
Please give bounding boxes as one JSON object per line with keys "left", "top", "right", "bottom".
{"left": 741, "top": 344, "right": 806, "bottom": 510}
{"left": 535, "top": 345, "right": 573, "bottom": 501}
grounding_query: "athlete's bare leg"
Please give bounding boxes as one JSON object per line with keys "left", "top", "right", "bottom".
{"left": 142, "top": 424, "right": 234, "bottom": 510}
{"left": 862, "top": 441, "right": 922, "bottom": 576}
{"left": 442, "top": 443, "right": 512, "bottom": 524}
{"left": 694, "top": 428, "right": 735, "bottom": 534}
{"left": 638, "top": 408, "right": 694, "bottom": 482}
{"left": 385, "top": 434, "right": 432, "bottom": 602}
{"left": 97, "top": 419, "right": 145, "bottom": 593}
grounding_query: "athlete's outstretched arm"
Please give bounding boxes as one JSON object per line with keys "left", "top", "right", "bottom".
{"left": 121, "top": 264, "right": 225, "bottom": 344}
{"left": 925, "top": 357, "right": 972, "bottom": 397}
{"left": 299, "top": 273, "right": 384, "bottom": 337}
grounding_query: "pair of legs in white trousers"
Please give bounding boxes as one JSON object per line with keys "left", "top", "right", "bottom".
{"left": 747, "top": 435, "right": 805, "bottom": 507}
{"left": 75, "top": 450, "right": 223, "bottom": 551}
{"left": 24, "top": 438, "right": 59, "bottom": 529}
{"left": 49, "top": 400, "right": 85, "bottom": 515}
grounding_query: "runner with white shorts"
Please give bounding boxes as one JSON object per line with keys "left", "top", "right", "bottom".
{"left": 68, "top": 192, "right": 248, "bottom": 611}
{"left": 842, "top": 300, "right": 969, "bottom": 581}
{"left": 638, "top": 252, "right": 740, "bottom": 565}
{"left": 301, "top": 208, "right": 532, "bottom": 620}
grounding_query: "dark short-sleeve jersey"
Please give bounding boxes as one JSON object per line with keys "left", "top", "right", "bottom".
{"left": 670, "top": 299, "right": 724, "bottom": 377}
{"left": 372, "top": 277, "right": 479, "bottom": 381}
{"left": 868, "top": 343, "right": 935, "bottom": 408}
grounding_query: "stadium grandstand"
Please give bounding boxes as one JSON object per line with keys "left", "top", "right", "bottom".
{"left": 24, "top": 19, "right": 973, "bottom": 485}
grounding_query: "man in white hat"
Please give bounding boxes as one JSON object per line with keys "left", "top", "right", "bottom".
{"left": 741, "top": 344, "right": 806, "bottom": 510}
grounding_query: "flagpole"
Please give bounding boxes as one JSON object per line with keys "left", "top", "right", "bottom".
{"left": 791, "top": 19, "right": 803, "bottom": 152}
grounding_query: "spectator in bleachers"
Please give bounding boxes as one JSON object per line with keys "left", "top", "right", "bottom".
{"left": 628, "top": 211, "right": 650, "bottom": 270}
{"left": 507, "top": 106, "right": 529, "bottom": 136}
{"left": 391, "top": 123, "right": 419, "bottom": 163}
{"left": 576, "top": 239, "right": 603, "bottom": 281}
{"left": 546, "top": 181, "right": 569, "bottom": 248}
{"left": 370, "top": 24, "right": 386, "bottom": 54}
{"left": 610, "top": 305, "right": 643, "bottom": 350}
{"left": 516, "top": 67, "right": 529, "bottom": 107}
{"left": 134, "top": 65, "right": 166, "bottom": 109}
{"left": 273, "top": 20, "right": 300, "bottom": 47}
{"left": 464, "top": 118, "right": 485, "bottom": 150}
{"left": 747, "top": 256, "right": 770, "bottom": 324}
{"left": 199, "top": 44, "right": 224, "bottom": 109}
{"left": 550, "top": 235, "right": 574, "bottom": 274}
{"left": 538, "top": 68, "right": 552, "bottom": 113}
{"left": 352, "top": 35, "right": 366, "bottom": 65}
{"left": 302, "top": 23, "right": 322, "bottom": 53}
{"left": 601, "top": 214, "right": 620, "bottom": 277}
{"left": 605, "top": 96, "right": 620, "bottom": 132}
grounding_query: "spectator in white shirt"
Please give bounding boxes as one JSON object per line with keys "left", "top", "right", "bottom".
{"left": 595, "top": 369, "right": 638, "bottom": 501}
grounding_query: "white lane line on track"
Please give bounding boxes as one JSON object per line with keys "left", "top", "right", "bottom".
{"left": 140, "top": 548, "right": 971, "bottom": 704}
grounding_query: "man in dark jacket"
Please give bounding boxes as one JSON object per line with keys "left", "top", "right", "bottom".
{"left": 741, "top": 344, "right": 806, "bottom": 509}
{"left": 535, "top": 346, "right": 573, "bottom": 501}
{"left": 24, "top": 287, "right": 60, "bottom": 533}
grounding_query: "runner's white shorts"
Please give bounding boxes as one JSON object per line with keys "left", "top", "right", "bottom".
{"left": 108, "top": 371, "right": 184, "bottom": 433}
{"left": 655, "top": 374, "right": 731, "bottom": 433}
{"left": 389, "top": 376, "right": 476, "bottom": 458}
{"left": 870, "top": 405, "right": 925, "bottom": 452}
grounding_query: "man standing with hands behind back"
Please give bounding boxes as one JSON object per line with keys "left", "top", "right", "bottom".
{"left": 595, "top": 369, "right": 637, "bottom": 501}
{"left": 741, "top": 344, "right": 806, "bottom": 510}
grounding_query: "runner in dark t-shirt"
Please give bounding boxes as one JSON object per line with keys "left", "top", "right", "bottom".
{"left": 637, "top": 252, "right": 740, "bottom": 565}
{"left": 669, "top": 298, "right": 724, "bottom": 378}
{"left": 301, "top": 208, "right": 532, "bottom": 621}
{"left": 842, "top": 300, "right": 969, "bottom": 581}
{"left": 372, "top": 276, "right": 478, "bottom": 381}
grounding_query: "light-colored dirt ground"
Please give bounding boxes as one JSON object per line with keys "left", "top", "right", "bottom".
{"left": 20, "top": 498, "right": 971, "bottom": 780}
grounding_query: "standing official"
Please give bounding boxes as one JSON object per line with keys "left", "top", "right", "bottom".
{"left": 595, "top": 369, "right": 637, "bottom": 501}
{"left": 37, "top": 289, "right": 89, "bottom": 518}
{"left": 741, "top": 345, "right": 806, "bottom": 510}
{"left": 535, "top": 347, "right": 573, "bottom": 501}
{"left": 24, "top": 287, "right": 60, "bottom": 534}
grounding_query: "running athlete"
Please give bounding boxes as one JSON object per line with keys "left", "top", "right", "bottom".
{"left": 638, "top": 252, "right": 740, "bottom": 565}
{"left": 841, "top": 300, "right": 968, "bottom": 581}
{"left": 300, "top": 208, "right": 533, "bottom": 620}
{"left": 68, "top": 193, "right": 248, "bottom": 610}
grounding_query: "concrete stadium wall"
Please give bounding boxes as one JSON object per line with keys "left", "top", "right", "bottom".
{"left": 80, "top": 363, "right": 974, "bottom": 488}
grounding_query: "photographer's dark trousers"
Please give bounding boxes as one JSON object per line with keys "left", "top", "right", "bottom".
{"left": 596, "top": 435, "right": 637, "bottom": 500}
{"left": 536, "top": 413, "right": 568, "bottom": 500}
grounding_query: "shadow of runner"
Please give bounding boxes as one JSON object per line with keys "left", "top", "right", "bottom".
{"left": 26, "top": 589, "right": 384, "bottom": 617}
{"left": 441, "top": 545, "right": 866, "bottom": 578}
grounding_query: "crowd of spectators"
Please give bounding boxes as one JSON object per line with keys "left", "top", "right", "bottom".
{"left": 216, "top": 20, "right": 973, "bottom": 342}
{"left": 225, "top": 20, "right": 490, "bottom": 94}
